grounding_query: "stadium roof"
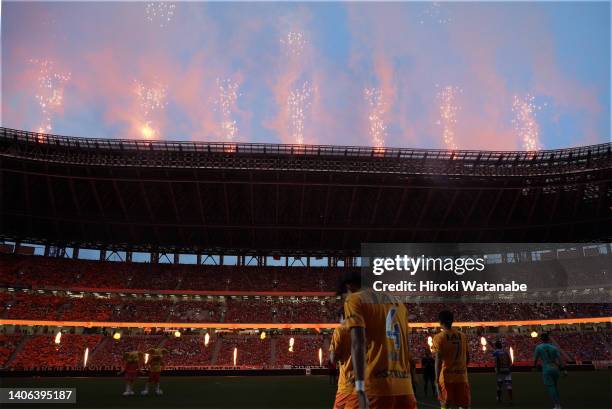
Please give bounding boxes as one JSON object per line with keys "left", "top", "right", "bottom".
{"left": 1, "top": 127, "right": 611, "bottom": 256}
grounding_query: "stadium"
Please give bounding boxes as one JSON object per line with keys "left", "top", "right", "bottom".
{"left": 0, "top": 127, "right": 610, "bottom": 408}
{"left": 1, "top": 2, "right": 611, "bottom": 409}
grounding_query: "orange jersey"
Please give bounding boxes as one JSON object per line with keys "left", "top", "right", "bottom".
{"left": 431, "top": 328, "right": 468, "bottom": 384}
{"left": 343, "top": 290, "right": 414, "bottom": 397}
{"left": 330, "top": 323, "right": 354, "bottom": 394}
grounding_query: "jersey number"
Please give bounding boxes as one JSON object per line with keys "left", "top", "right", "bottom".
{"left": 386, "top": 307, "right": 401, "bottom": 351}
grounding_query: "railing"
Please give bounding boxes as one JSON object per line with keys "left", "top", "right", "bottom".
{"left": 2, "top": 126, "right": 610, "bottom": 163}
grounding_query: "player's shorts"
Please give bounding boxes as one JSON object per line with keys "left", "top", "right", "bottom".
{"left": 439, "top": 382, "right": 471, "bottom": 408}
{"left": 124, "top": 370, "right": 138, "bottom": 382}
{"left": 148, "top": 371, "right": 161, "bottom": 383}
{"left": 368, "top": 394, "right": 417, "bottom": 409}
{"left": 496, "top": 373, "right": 512, "bottom": 384}
{"left": 332, "top": 392, "right": 359, "bottom": 409}
{"left": 542, "top": 369, "right": 560, "bottom": 386}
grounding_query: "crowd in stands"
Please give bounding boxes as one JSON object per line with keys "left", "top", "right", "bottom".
{"left": 215, "top": 334, "right": 271, "bottom": 367}
{"left": 0, "top": 254, "right": 342, "bottom": 293}
{"left": 163, "top": 335, "right": 214, "bottom": 367}
{"left": 275, "top": 335, "right": 327, "bottom": 367}
{"left": 87, "top": 335, "right": 163, "bottom": 369}
{"left": 554, "top": 331, "right": 612, "bottom": 362}
{"left": 1, "top": 291, "right": 609, "bottom": 324}
{"left": 1, "top": 330, "right": 609, "bottom": 370}
{"left": 9, "top": 334, "right": 101, "bottom": 370}
{"left": 0, "top": 334, "right": 21, "bottom": 366}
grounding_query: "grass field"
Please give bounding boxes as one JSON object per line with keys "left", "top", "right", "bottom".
{"left": 1, "top": 372, "right": 611, "bottom": 409}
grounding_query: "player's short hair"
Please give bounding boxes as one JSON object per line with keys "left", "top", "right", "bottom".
{"left": 495, "top": 340, "right": 502, "bottom": 349}
{"left": 540, "top": 332, "right": 550, "bottom": 342}
{"left": 438, "top": 310, "right": 454, "bottom": 326}
{"left": 336, "top": 271, "right": 362, "bottom": 295}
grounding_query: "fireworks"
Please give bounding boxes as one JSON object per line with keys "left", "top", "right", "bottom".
{"left": 512, "top": 94, "right": 543, "bottom": 151}
{"left": 364, "top": 87, "right": 387, "bottom": 148}
{"left": 233, "top": 347, "right": 237, "bottom": 366}
{"left": 83, "top": 347, "right": 89, "bottom": 367}
{"left": 436, "top": 85, "right": 461, "bottom": 150}
{"left": 509, "top": 346, "right": 515, "bottom": 364}
{"left": 135, "top": 80, "right": 167, "bottom": 117}
{"left": 54, "top": 332, "right": 62, "bottom": 345}
{"left": 260, "top": 331, "right": 266, "bottom": 340}
{"left": 281, "top": 31, "right": 307, "bottom": 57}
{"left": 31, "top": 59, "right": 71, "bottom": 134}
{"left": 288, "top": 337, "right": 295, "bottom": 352}
{"left": 420, "top": 2, "right": 452, "bottom": 25}
{"left": 213, "top": 78, "right": 240, "bottom": 141}
{"left": 480, "top": 336, "right": 487, "bottom": 352}
{"left": 318, "top": 347, "right": 323, "bottom": 367}
{"left": 287, "top": 81, "right": 312, "bottom": 145}
{"left": 135, "top": 80, "right": 167, "bottom": 139}
{"left": 204, "top": 333, "right": 210, "bottom": 346}
{"left": 145, "top": 2, "right": 176, "bottom": 27}
{"left": 427, "top": 336, "right": 433, "bottom": 351}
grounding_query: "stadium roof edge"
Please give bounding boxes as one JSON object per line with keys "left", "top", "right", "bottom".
{"left": 2, "top": 126, "right": 611, "bottom": 160}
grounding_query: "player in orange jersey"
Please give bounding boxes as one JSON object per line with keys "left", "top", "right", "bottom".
{"left": 339, "top": 271, "right": 417, "bottom": 409}
{"left": 432, "top": 310, "right": 471, "bottom": 409}
{"left": 329, "top": 313, "right": 358, "bottom": 409}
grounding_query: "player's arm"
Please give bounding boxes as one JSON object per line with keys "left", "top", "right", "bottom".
{"left": 434, "top": 352, "right": 442, "bottom": 392}
{"left": 350, "top": 326, "right": 368, "bottom": 409}
{"left": 345, "top": 295, "right": 368, "bottom": 409}
{"left": 555, "top": 348, "right": 567, "bottom": 375}
{"left": 431, "top": 336, "right": 442, "bottom": 394}
{"left": 533, "top": 348, "right": 540, "bottom": 369}
{"left": 329, "top": 328, "right": 340, "bottom": 363}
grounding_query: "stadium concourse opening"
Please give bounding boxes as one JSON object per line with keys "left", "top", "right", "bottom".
{"left": 1, "top": 127, "right": 611, "bottom": 409}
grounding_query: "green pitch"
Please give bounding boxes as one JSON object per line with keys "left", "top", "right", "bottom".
{"left": 1, "top": 372, "right": 610, "bottom": 409}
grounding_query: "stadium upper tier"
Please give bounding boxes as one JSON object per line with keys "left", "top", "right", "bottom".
{"left": 2, "top": 127, "right": 611, "bottom": 254}
{"left": 1, "top": 253, "right": 610, "bottom": 295}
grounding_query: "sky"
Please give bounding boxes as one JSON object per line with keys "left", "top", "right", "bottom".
{"left": 1, "top": 1, "right": 610, "bottom": 150}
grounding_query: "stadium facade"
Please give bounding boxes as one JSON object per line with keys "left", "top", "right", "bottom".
{"left": 0, "top": 127, "right": 610, "bottom": 375}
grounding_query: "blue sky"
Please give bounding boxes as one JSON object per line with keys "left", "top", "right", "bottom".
{"left": 2, "top": 1, "right": 610, "bottom": 150}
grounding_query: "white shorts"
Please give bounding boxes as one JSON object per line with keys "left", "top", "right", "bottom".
{"left": 496, "top": 373, "right": 512, "bottom": 384}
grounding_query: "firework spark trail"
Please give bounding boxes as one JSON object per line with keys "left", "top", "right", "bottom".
{"left": 420, "top": 2, "right": 452, "bottom": 25}
{"left": 512, "top": 94, "right": 542, "bottom": 151}
{"left": 213, "top": 78, "right": 240, "bottom": 141}
{"left": 436, "top": 85, "right": 461, "bottom": 150}
{"left": 281, "top": 31, "right": 307, "bottom": 58}
{"left": 145, "top": 2, "right": 176, "bottom": 27}
{"left": 134, "top": 80, "right": 167, "bottom": 139}
{"left": 287, "top": 81, "right": 312, "bottom": 145}
{"left": 364, "top": 87, "right": 387, "bottom": 148}
{"left": 31, "top": 59, "right": 71, "bottom": 134}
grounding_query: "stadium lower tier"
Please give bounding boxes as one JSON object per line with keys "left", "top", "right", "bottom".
{"left": 1, "top": 290, "right": 610, "bottom": 323}
{"left": 1, "top": 330, "right": 610, "bottom": 371}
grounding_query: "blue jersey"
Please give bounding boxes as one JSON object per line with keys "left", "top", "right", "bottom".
{"left": 492, "top": 349, "right": 511, "bottom": 373}
{"left": 534, "top": 343, "right": 560, "bottom": 372}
